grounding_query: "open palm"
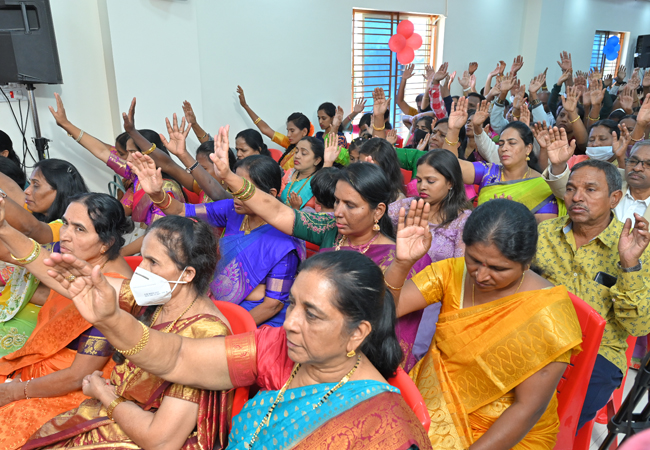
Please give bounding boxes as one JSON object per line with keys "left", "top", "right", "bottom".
{"left": 395, "top": 199, "right": 432, "bottom": 263}
{"left": 547, "top": 127, "right": 575, "bottom": 166}
{"left": 128, "top": 152, "right": 163, "bottom": 196}
{"left": 210, "top": 126, "right": 233, "bottom": 180}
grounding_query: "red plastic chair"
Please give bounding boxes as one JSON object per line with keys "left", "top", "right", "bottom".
{"left": 124, "top": 256, "right": 143, "bottom": 272}
{"left": 554, "top": 293, "right": 606, "bottom": 450}
{"left": 388, "top": 367, "right": 431, "bottom": 432}
{"left": 183, "top": 187, "right": 201, "bottom": 204}
{"left": 269, "top": 148, "right": 283, "bottom": 162}
{"left": 401, "top": 168, "right": 412, "bottom": 184}
{"left": 213, "top": 300, "right": 257, "bottom": 418}
{"left": 306, "top": 242, "right": 320, "bottom": 258}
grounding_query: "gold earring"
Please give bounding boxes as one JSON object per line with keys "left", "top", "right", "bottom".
{"left": 373, "top": 220, "right": 380, "bottom": 231}
{"left": 526, "top": 155, "right": 530, "bottom": 161}
{"left": 346, "top": 350, "right": 356, "bottom": 358}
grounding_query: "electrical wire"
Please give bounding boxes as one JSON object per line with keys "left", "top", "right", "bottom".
{"left": 0, "top": 86, "right": 37, "bottom": 172}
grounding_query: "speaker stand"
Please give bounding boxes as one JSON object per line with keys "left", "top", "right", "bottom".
{"left": 25, "top": 83, "right": 48, "bottom": 161}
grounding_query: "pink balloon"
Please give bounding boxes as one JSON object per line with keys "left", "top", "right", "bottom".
{"left": 406, "top": 33, "right": 422, "bottom": 50}
{"left": 397, "top": 20, "right": 414, "bottom": 38}
{"left": 388, "top": 34, "right": 407, "bottom": 53}
{"left": 397, "top": 47, "right": 415, "bottom": 65}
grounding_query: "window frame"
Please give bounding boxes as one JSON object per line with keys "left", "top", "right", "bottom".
{"left": 590, "top": 30, "right": 626, "bottom": 77}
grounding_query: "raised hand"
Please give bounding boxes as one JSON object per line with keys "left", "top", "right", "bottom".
{"left": 547, "top": 126, "right": 576, "bottom": 167}
{"left": 519, "top": 103, "right": 531, "bottom": 125}
{"left": 416, "top": 133, "right": 430, "bottom": 151}
{"left": 486, "top": 82, "right": 502, "bottom": 102}
{"left": 446, "top": 71, "right": 457, "bottom": 90}
{"left": 372, "top": 87, "right": 391, "bottom": 116}
{"left": 619, "top": 215, "right": 650, "bottom": 269}
{"left": 588, "top": 67, "right": 603, "bottom": 82}
{"left": 643, "top": 70, "right": 650, "bottom": 89}
{"left": 510, "top": 55, "right": 524, "bottom": 75}
{"left": 210, "top": 125, "right": 233, "bottom": 180}
{"left": 603, "top": 74, "right": 613, "bottom": 88}
{"left": 561, "top": 86, "right": 579, "bottom": 113}
{"left": 48, "top": 93, "right": 70, "bottom": 127}
{"left": 160, "top": 113, "right": 192, "bottom": 157}
{"left": 557, "top": 51, "right": 572, "bottom": 72}
{"left": 448, "top": 96, "right": 469, "bottom": 130}
{"left": 619, "top": 85, "right": 635, "bottom": 113}
{"left": 488, "top": 61, "right": 505, "bottom": 77}
{"left": 288, "top": 192, "right": 302, "bottom": 210}
{"left": 637, "top": 93, "right": 650, "bottom": 126}
{"left": 122, "top": 97, "right": 137, "bottom": 133}
{"left": 127, "top": 152, "right": 163, "bottom": 197}
{"left": 353, "top": 97, "right": 367, "bottom": 114}
{"left": 182, "top": 101, "right": 197, "bottom": 125}
{"left": 469, "top": 74, "right": 477, "bottom": 91}
{"left": 512, "top": 84, "right": 526, "bottom": 110}
{"left": 629, "top": 70, "right": 641, "bottom": 90}
{"left": 500, "top": 74, "right": 517, "bottom": 94}
{"left": 458, "top": 70, "right": 471, "bottom": 90}
{"left": 331, "top": 106, "right": 344, "bottom": 131}
{"left": 532, "top": 122, "right": 551, "bottom": 148}
{"left": 44, "top": 253, "right": 119, "bottom": 325}
{"left": 395, "top": 199, "right": 432, "bottom": 264}
{"left": 236, "top": 85, "right": 247, "bottom": 108}
{"left": 579, "top": 85, "right": 590, "bottom": 108}
{"left": 402, "top": 64, "right": 415, "bottom": 81}
{"left": 613, "top": 123, "right": 632, "bottom": 159}
{"left": 386, "top": 128, "right": 398, "bottom": 145}
{"left": 424, "top": 64, "right": 435, "bottom": 82}
{"left": 323, "top": 131, "right": 341, "bottom": 165}
{"left": 558, "top": 69, "right": 573, "bottom": 86}
{"left": 472, "top": 100, "right": 490, "bottom": 128}
{"left": 616, "top": 65, "right": 627, "bottom": 83}
{"left": 589, "top": 78, "right": 606, "bottom": 106}
{"left": 529, "top": 72, "right": 546, "bottom": 94}
{"left": 468, "top": 62, "right": 479, "bottom": 75}
{"left": 432, "top": 62, "right": 449, "bottom": 85}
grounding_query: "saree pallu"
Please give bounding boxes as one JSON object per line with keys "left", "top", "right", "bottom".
{"left": 0, "top": 274, "right": 122, "bottom": 450}
{"left": 409, "top": 260, "right": 582, "bottom": 449}
{"left": 477, "top": 176, "right": 557, "bottom": 215}
{"left": 24, "top": 314, "right": 232, "bottom": 450}
{"left": 320, "top": 245, "right": 431, "bottom": 372}
{"left": 227, "top": 380, "right": 431, "bottom": 449}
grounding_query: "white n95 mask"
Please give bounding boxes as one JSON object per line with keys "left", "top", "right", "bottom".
{"left": 586, "top": 146, "right": 615, "bottom": 162}
{"left": 131, "top": 266, "right": 188, "bottom": 306}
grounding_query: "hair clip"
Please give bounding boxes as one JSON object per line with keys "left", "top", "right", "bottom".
{"left": 188, "top": 218, "right": 198, "bottom": 223}
{"left": 67, "top": 166, "right": 73, "bottom": 173}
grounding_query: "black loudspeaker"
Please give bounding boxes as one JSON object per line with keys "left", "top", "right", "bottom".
{"left": 635, "top": 34, "right": 650, "bottom": 68}
{"left": 0, "top": 0, "right": 62, "bottom": 84}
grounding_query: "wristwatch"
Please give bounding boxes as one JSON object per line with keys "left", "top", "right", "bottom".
{"left": 0, "top": 188, "right": 6, "bottom": 198}
{"left": 618, "top": 261, "right": 643, "bottom": 273}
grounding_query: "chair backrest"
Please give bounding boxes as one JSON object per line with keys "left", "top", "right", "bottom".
{"left": 401, "top": 168, "right": 413, "bottom": 184}
{"left": 554, "top": 293, "right": 606, "bottom": 450}
{"left": 213, "top": 300, "right": 257, "bottom": 418}
{"left": 387, "top": 367, "right": 431, "bottom": 432}
{"left": 124, "top": 256, "right": 143, "bottom": 272}
{"left": 269, "top": 148, "right": 283, "bottom": 162}
{"left": 306, "top": 242, "right": 320, "bottom": 259}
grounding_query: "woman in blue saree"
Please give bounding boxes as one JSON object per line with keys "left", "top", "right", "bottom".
{"left": 131, "top": 153, "right": 304, "bottom": 327}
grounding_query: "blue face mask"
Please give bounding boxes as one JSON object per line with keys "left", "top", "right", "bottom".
{"left": 586, "top": 146, "right": 615, "bottom": 162}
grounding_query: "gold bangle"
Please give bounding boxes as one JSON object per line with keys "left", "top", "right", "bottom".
{"left": 151, "top": 192, "right": 169, "bottom": 205}
{"left": 631, "top": 136, "right": 643, "bottom": 142}
{"left": 10, "top": 238, "right": 41, "bottom": 264}
{"left": 199, "top": 132, "right": 208, "bottom": 140}
{"left": 254, "top": 117, "right": 262, "bottom": 125}
{"left": 512, "top": 115, "right": 520, "bottom": 119}
{"left": 142, "top": 143, "right": 156, "bottom": 156}
{"left": 588, "top": 115, "right": 600, "bottom": 121}
{"left": 229, "top": 179, "right": 249, "bottom": 197}
{"left": 569, "top": 116, "right": 580, "bottom": 124}
{"left": 372, "top": 123, "right": 386, "bottom": 131}
{"left": 384, "top": 279, "right": 404, "bottom": 291}
{"left": 24, "top": 379, "right": 32, "bottom": 399}
{"left": 444, "top": 137, "right": 459, "bottom": 146}
{"left": 106, "top": 396, "right": 127, "bottom": 421}
{"left": 115, "top": 322, "right": 150, "bottom": 357}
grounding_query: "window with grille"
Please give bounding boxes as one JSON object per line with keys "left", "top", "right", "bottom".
{"left": 352, "top": 9, "right": 439, "bottom": 138}
{"left": 590, "top": 30, "right": 625, "bottom": 76}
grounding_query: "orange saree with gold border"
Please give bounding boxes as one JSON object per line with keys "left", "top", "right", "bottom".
{"left": 409, "top": 258, "right": 583, "bottom": 449}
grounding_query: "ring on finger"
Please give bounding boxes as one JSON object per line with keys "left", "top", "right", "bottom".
{"left": 66, "top": 275, "right": 76, "bottom": 282}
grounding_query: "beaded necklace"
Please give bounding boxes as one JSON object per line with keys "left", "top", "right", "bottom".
{"left": 245, "top": 355, "right": 361, "bottom": 449}
{"left": 334, "top": 232, "right": 380, "bottom": 254}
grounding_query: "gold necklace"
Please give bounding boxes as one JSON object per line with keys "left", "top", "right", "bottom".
{"left": 471, "top": 272, "right": 526, "bottom": 308}
{"left": 151, "top": 296, "right": 197, "bottom": 332}
{"left": 246, "top": 355, "right": 361, "bottom": 449}
{"left": 334, "top": 232, "right": 380, "bottom": 254}
{"left": 500, "top": 166, "right": 530, "bottom": 182}
{"left": 240, "top": 215, "right": 266, "bottom": 235}
{"left": 284, "top": 170, "right": 315, "bottom": 206}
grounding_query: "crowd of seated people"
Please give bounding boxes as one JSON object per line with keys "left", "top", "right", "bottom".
{"left": 0, "top": 50, "right": 648, "bottom": 450}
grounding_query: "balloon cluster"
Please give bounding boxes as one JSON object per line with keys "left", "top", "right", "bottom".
{"left": 388, "top": 20, "right": 423, "bottom": 65}
{"left": 603, "top": 36, "right": 620, "bottom": 61}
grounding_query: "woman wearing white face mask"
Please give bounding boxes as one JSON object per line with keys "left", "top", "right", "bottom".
{"left": 23, "top": 216, "right": 233, "bottom": 450}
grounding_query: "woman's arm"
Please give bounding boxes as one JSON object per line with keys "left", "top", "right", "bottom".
{"left": 0, "top": 353, "right": 109, "bottom": 407}
{"left": 342, "top": 98, "right": 367, "bottom": 131}
{"left": 182, "top": 100, "right": 210, "bottom": 144}
{"left": 0, "top": 196, "right": 53, "bottom": 243}
{"left": 561, "top": 86, "right": 588, "bottom": 150}
{"left": 0, "top": 172, "right": 25, "bottom": 204}
{"left": 128, "top": 153, "right": 187, "bottom": 217}
{"left": 371, "top": 87, "right": 390, "bottom": 139}
{"left": 397, "top": 64, "right": 417, "bottom": 115}
{"left": 237, "top": 86, "right": 276, "bottom": 140}
{"left": 469, "top": 362, "right": 568, "bottom": 450}
{"left": 251, "top": 251, "right": 299, "bottom": 325}
{"left": 442, "top": 97, "right": 477, "bottom": 185}
{"left": 472, "top": 100, "right": 500, "bottom": 163}
{"left": 48, "top": 93, "right": 114, "bottom": 163}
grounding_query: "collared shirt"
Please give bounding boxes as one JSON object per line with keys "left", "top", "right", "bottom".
{"left": 536, "top": 215, "right": 650, "bottom": 375}
{"left": 614, "top": 188, "right": 650, "bottom": 226}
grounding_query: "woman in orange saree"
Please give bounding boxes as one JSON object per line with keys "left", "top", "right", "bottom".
{"left": 0, "top": 193, "right": 134, "bottom": 450}
{"left": 25, "top": 215, "right": 233, "bottom": 450}
{"left": 384, "top": 199, "right": 583, "bottom": 449}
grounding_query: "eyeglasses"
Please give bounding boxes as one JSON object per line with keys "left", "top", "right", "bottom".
{"left": 625, "top": 158, "right": 650, "bottom": 170}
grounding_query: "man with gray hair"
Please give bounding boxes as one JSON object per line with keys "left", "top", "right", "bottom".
{"left": 536, "top": 154, "right": 650, "bottom": 431}
{"left": 614, "top": 140, "right": 650, "bottom": 225}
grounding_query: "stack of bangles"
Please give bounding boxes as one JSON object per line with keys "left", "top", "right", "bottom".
{"left": 152, "top": 192, "right": 173, "bottom": 209}
{"left": 229, "top": 178, "right": 256, "bottom": 201}
{"left": 10, "top": 238, "right": 41, "bottom": 265}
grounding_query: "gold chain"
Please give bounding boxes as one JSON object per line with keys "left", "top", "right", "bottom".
{"left": 246, "top": 355, "right": 361, "bottom": 449}
{"left": 240, "top": 215, "right": 267, "bottom": 235}
{"left": 334, "top": 232, "right": 380, "bottom": 254}
{"left": 284, "top": 170, "right": 314, "bottom": 206}
{"left": 151, "top": 296, "right": 197, "bottom": 333}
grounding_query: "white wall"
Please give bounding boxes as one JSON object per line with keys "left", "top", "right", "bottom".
{"left": 2, "top": 0, "right": 649, "bottom": 194}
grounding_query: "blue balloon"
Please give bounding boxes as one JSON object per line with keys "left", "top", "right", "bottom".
{"left": 603, "top": 36, "right": 620, "bottom": 60}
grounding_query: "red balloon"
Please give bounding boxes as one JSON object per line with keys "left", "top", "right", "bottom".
{"left": 397, "top": 47, "right": 415, "bottom": 65}
{"left": 406, "top": 33, "right": 422, "bottom": 50}
{"left": 388, "top": 34, "right": 407, "bottom": 53}
{"left": 397, "top": 20, "right": 414, "bottom": 39}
